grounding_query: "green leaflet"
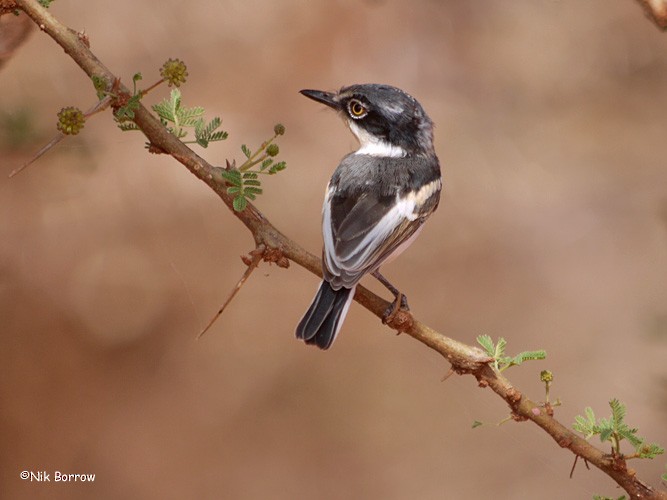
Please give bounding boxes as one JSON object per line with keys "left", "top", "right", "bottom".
{"left": 572, "top": 399, "right": 664, "bottom": 460}
{"left": 476, "top": 335, "right": 546, "bottom": 372}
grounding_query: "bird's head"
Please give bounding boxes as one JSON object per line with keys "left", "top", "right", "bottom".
{"left": 300, "top": 84, "right": 435, "bottom": 158}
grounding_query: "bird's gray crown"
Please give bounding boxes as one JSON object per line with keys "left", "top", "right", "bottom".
{"left": 300, "top": 84, "right": 435, "bottom": 158}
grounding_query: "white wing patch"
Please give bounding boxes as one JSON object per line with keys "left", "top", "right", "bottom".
{"left": 403, "top": 177, "right": 441, "bottom": 210}
{"left": 322, "top": 184, "right": 337, "bottom": 273}
{"left": 323, "top": 178, "right": 441, "bottom": 277}
{"left": 337, "top": 196, "right": 414, "bottom": 271}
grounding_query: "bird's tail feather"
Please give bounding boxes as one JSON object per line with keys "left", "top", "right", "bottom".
{"left": 296, "top": 282, "right": 355, "bottom": 350}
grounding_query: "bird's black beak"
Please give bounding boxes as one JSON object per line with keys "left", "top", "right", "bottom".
{"left": 300, "top": 89, "right": 339, "bottom": 110}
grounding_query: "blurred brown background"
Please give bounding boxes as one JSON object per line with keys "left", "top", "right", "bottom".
{"left": 1, "top": 1, "right": 666, "bottom": 499}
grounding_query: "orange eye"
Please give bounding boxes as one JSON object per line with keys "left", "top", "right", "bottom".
{"left": 348, "top": 99, "right": 367, "bottom": 119}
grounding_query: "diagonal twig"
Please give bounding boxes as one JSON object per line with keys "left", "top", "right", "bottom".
{"left": 8, "top": 96, "right": 111, "bottom": 178}
{"left": 197, "top": 245, "right": 264, "bottom": 339}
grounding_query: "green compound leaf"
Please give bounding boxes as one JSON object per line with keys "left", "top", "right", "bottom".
{"left": 573, "top": 399, "right": 665, "bottom": 460}
{"left": 153, "top": 92, "right": 177, "bottom": 122}
{"left": 194, "top": 116, "right": 227, "bottom": 148}
{"left": 573, "top": 407, "right": 597, "bottom": 439}
{"left": 610, "top": 399, "right": 625, "bottom": 429}
{"left": 151, "top": 88, "right": 227, "bottom": 145}
{"left": 476, "top": 335, "right": 545, "bottom": 371}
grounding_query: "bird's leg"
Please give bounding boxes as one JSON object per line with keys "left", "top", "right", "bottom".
{"left": 371, "top": 270, "right": 409, "bottom": 322}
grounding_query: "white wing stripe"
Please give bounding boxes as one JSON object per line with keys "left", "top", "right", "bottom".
{"left": 322, "top": 184, "right": 337, "bottom": 273}
{"left": 338, "top": 196, "right": 414, "bottom": 271}
{"left": 322, "top": 178, "right": 441, "bottom": 278}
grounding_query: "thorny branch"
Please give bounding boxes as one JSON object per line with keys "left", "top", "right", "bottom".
{"left": 10, "top": 1, "right": 667, "bottom": 498}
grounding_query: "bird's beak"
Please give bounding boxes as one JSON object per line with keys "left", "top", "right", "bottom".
{"left": 300, "top": 89, "right": 339, "bottom": 110}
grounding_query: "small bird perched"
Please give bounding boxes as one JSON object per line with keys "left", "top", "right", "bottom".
{"left": 296, "top": 84, "right": 442, "bottom": 349}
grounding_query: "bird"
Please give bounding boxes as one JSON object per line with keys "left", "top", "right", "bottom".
{"left": 295, "top": 84, "right": 442, "bottom": 350}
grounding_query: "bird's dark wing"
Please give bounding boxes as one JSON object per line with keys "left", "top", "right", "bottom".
{"left": 322, "top": 183, "right": 437, "bottom": 288}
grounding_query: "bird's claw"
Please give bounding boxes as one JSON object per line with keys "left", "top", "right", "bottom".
{"left": 382, "top": 293, "right": 413, "bottom": 332}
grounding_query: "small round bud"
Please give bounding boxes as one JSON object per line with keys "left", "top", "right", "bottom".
{"left": 160, "top": 58, "right": 188, "bottom": 87}
{"left": 273, "top": 123, "right": 285, "bottom": 136}
{"left": 57, "top": 107, "right": 85, "bottom": 135}
{"left": 266, "top": 143, "right": 279, "bottom": 157}
{"left": 540, "top": 370, "right": 553, "bottom": 383}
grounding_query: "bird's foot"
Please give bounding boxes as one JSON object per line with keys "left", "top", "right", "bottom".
{"left": 382, "top": 292, "right": 413, "bottom": 333}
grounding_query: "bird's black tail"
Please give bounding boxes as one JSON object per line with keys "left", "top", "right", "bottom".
{"left": 295, "top": 281, "right": 355, "bottom": 350}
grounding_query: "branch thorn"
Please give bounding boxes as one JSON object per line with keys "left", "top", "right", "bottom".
{"left": 197, "top": 245, "right": 265, "bottom": 339}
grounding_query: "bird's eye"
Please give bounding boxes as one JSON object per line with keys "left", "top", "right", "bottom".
{"left": 347, "top": 99, "right": 368, "bottom": 119}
